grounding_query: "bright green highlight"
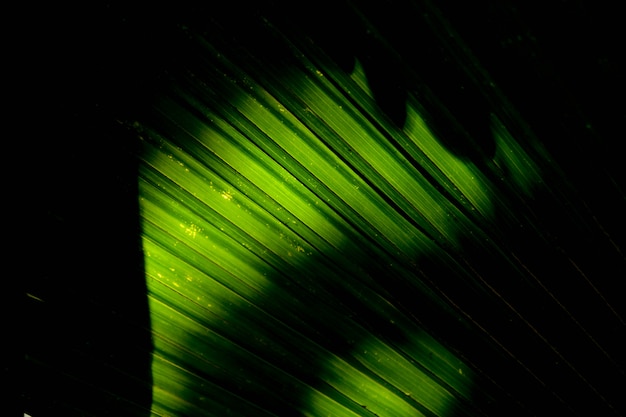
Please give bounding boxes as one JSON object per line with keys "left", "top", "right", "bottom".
{"left": 491, "top": 114, "right": 544, "bottom": 197}
{"left": 403, "top": 103, "right": 495, "bottom": 221}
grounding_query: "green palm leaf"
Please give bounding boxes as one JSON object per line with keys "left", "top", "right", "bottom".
{"left": 25, "top": 2, "right": 625, "bottom": 416}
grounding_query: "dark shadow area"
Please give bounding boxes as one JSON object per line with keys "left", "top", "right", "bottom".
{"left": 428, "top": 0, "right": 626, "bottom": 255}
{"left": 26, "top": 1, "right": 625, "bottom": 416}
{"left": 25, "top": 4, "right": 157, "bottom": 416}
{"left": 430, "top": 0, "right": 626, "bottom": 390}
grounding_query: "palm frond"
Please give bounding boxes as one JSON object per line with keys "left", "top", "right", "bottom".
{"left": 26, "top": 1, "right": 625, "bottom": 416}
